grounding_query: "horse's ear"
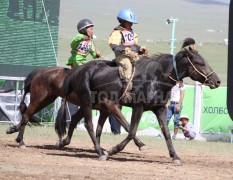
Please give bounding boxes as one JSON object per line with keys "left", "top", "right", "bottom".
{"left": 183, "top": 47, "right": 189, "bottom": 52}
{"left": 183, "top": 48, "right": 189, "bottom": 56}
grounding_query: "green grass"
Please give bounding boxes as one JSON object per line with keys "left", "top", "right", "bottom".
{"left": 1, "top": 124, "right": 232, "bottom": 157}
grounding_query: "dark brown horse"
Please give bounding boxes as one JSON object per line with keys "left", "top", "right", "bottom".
{"left": 56, "top": 47, "right": 220, "bottom": 165}
{"left": 6, "top": 66, "right": 146, "bottom": 157}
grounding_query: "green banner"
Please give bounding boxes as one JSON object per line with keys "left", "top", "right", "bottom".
{"left": 201, "top": 87, "right": 232, "bottom": 133}
{"left": 0, "top": 0, "right": 60, "bottom": 77}
{"left": 121, "top": 86, "right": 195, "bottom": 130}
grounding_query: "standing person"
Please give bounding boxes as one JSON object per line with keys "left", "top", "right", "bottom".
{"left": 108, "top": 8, "right": 148, "bottom": 134}
{"left": 66, "top": 19, "right": 102, "bottom": 68}
{"left": 179, "top": 115, "right": 196, "bottom": 140}
{"left": 7, "top": 0, "right": 20, "bottom": 19}
{"left": 23, "top": 0, "right": 37, "bottom": 21}
{"left": 156, "top": 81, "right": 185, "bottom": 139}
{"left": 167, "top": 81, "right": 185, "bottom": 139}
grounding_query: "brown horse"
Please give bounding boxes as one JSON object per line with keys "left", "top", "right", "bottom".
{"left": 6, "top": 66, "right": 146, "bottom": 158}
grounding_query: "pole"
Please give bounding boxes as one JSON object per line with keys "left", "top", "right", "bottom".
{"left": 170, "top": 20, "right": 176, "bottom": 55}
{"left": 166, "top": 17, "right": 178, "bottom": 55}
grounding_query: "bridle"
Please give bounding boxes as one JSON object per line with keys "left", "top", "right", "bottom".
{"left": 169, "top": 50, "right": 215, "bottom": 84}
{"left": 186, "top": 56, "right": 215, "bottom": 84}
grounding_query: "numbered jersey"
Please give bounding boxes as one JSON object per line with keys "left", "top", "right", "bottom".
{"left": 76, "top": 40, "right": 92, "bottom": 55}
{"left": 121, "top": 30, "right": 135, "bottom": 46}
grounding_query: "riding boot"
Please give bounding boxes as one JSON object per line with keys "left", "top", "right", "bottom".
{"left": 121, "top": 80, "right": 133, "bottom": 103}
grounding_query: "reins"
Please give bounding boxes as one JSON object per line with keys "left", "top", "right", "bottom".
{"left": 186, "top": 56, "right": 215, "bottom": 83}
{"left": 169, "top": 52, "right": 215, "bottom": 85}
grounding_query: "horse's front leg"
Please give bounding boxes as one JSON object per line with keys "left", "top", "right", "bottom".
{"left": 102, "top": 98, "right": 146, "bottom": 150}
{"left": 96, "top": 111, "right": 108, "bottom": 146}
{"left": 153, "top": 106, "right": 182, "bottom": 166}
{"left": 108, "top": 105, "right": 144, "bottom": 156}
{"left": 83, "top": 105, "right": 107, "bottom": 161}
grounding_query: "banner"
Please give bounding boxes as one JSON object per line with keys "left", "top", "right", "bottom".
{"left": 0, "top": 0, "right": 60, "bottom": 77}
{"left": 121, "top": 86, "right": 195, "bottom": 130}
{"left": 201, "top": 87, "right": 232, "bottom": 133}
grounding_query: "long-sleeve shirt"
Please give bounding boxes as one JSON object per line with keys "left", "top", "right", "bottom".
{"left": 66, "top": 34, "right": 98, "bottom": 67}
{"left": 108, "top": 25, "right": 141, "bottom": 57}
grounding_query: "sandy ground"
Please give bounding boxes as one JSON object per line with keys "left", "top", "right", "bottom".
{"left": 0, "top": 134, "right": 233, "bottom": 180}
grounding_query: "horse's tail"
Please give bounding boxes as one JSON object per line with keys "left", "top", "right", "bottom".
{"left": 20, "top": 69, "right": 40, "bottom": 114}
{"left": 62, "top": 70, "right": 74, "bottom": 96}
{"left": 55, "top": 98, "right": 67, "bottom": 140}
{"left": 20, "top": 69, "right": 41, "bottom": 126}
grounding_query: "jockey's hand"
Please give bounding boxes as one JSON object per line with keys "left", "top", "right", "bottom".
{"left": 128, "top": 51, "right": 139, "bottom": 60}
{"left": 124, "top": 48, "right": 138, "bottom": 60}
{"left": 83, "top": 35, "right": 90, "bottom": 41}
{"left": 140, "top": 46, "right": 148, "bottom": 55}
{"left": 96, "top": 51, "right": 103, "bottom": 58}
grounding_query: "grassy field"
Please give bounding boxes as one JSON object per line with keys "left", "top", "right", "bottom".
{"left": 57, "top": 0, "right": 229, "bottom": 86}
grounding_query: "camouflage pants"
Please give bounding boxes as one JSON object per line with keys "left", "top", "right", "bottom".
{"left": 116, "top": 55, "right": 134, "bottom": 81}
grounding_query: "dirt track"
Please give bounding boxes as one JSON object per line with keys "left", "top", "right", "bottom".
{"left": 0, "top": 132, "right": 233, "bottom": 180}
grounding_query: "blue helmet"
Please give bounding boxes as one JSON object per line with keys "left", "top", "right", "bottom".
{"left": 117, "top": 8, "right": 137, "bottom": 24}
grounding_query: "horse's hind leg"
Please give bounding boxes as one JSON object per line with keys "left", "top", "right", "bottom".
{"left": 15, "top": 108, "right": 34, "bottom": 149}
{"left": 57, "top": 107, "right": 84, "bottom": 147}
{"left": 16, "top": 97, "right": 56, "bottom": 148}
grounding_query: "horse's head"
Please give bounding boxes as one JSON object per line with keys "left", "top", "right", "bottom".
{"left": 175, "top": 48, "right": 221, "bottom": 89}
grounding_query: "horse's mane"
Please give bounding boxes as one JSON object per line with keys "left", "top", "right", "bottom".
{"left": 135, "top": 53, "right": 173, "bottom": 77}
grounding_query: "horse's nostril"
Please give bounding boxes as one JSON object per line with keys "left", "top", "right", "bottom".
{"left": 216, "top": 81, "right": 221, "bottom": 87}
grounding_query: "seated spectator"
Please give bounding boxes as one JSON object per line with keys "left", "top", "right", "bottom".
{"left": 179, "top": 115, "right": 196, "bottom": 140}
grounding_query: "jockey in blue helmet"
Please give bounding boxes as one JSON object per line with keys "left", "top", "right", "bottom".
{"left": 108, "top": 8, "right": 148, "bottom": 103}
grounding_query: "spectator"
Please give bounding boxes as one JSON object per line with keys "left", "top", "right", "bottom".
{"left": 109, "top": 115, "right": 121, "bottom": 134}
{"left": 7, "top": 0, "right": 20, "bottom": 19}
{"left": 179, "top": 114, "right": 196, "bottom": 140}
{"left": 156, "top": 81, "right": 185, "bottom": 140}
{"left": 23, "top": 0, "right": 37, "bottom": 20}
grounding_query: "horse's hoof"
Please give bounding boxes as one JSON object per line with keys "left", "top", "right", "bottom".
{"left": 19, "top": 141, "right": 26, "bottom": 149}
{"left": 103, "top": 149, "right": 108, "bottom": 155}
{"left": 139, "top": 145, "right": 148, "bottom": 151}
{"left": 108, "top": 148, "right": 114, "bottom": 156}
{"left": 6, "top": 127, "right": 16, "bottom": 134}
{"left": 98, "top": 155, "right": 107, "bottom": 161}
{"left": 172, "top": 159, "right": 182, "bottom": 166}
{"left": 19, "top": 144, "right": 27, "bottom": 149}
{"left": 55, "top": 141, "right": 63, "bottom": 148}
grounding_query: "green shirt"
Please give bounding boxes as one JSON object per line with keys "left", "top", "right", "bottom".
{"left": 66, "top": 34, "right": 98, "bottom": 67}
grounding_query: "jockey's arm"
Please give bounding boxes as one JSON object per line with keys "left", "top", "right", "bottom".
{"left": 90, "top": 42, "right": 102, "bottom": 59}
{"left": 110, "top": 44, "right": 142, "bottom": 57}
